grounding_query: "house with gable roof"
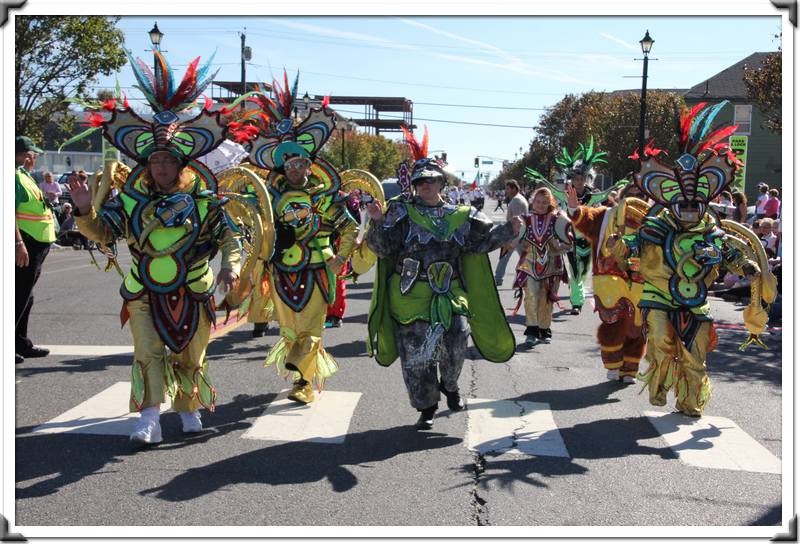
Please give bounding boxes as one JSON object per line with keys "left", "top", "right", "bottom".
{"left": 683, "top": 52, "right": 781, "bottom": 200}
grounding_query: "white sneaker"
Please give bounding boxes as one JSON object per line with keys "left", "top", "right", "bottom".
{"left": 606, "top": 369, "right": 620, "bottom": 381}
{"left": 621, "top": 375, "right": 636, "bottom": 384}
{"left": 129, "top": 417, "right": 163, "bottom": 444}
{"left": 179, "top": 410, "right": 203, "bottom": 433}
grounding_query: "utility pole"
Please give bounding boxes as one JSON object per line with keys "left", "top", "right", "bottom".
{"left": 240, "top": 28, "right": 247, "bottom": 109}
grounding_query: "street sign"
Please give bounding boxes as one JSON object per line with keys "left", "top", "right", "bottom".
{"left": 481, "top": 160, "right": 493, "bottom": 165}
{"left": 728, "top": 135, "right": 748, "bottom": 193}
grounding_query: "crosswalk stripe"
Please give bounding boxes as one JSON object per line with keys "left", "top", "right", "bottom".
{"left": 645, "top": 411, "right": 781, "bottom": 474}
{"left": 38, "top": 312, "right": 245, "bottom": 358}
{"left": 31, "top": 382, "right": 168, "bottom": 436}
{"left": 466, "top": 399, "right": 569, "bottom": 457}
{"left": 41, "top": 345, "right": 133, "bottom": 356}
{"left": 242, "top": 390, "right": 362, "bottom": 444}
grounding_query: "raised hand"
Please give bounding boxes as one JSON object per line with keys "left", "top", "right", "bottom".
{"left": 366, "top": 200, "right": 384, "bottom": 222}
{"left": 67, "top": 173, "right": 92, "bottom": 213}
{"left": 566, "top": 183, "right": 579, "bottom": 210}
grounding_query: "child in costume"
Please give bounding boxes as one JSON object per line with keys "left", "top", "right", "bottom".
{"left": 515, "top": 187, "right": 573, "bottom": 346}
{"left": 236, "top": 73, "right": 358, "bottom": 404}
{"left": 567, "top": 181, "right": 648, "bottom": 384}
{"left": 527, "top": 139, "right": 627, "bottom": 315}
{"left": 69, "top": 49, "right": 241, "bottom": 444}
{"left": 607, "top": 101, "right": 774, "bottom": 416}
{"left": 365, "top": 128, "right": 523, "bottom": 430}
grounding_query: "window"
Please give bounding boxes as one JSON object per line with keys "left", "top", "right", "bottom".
{"left": 734, "top": 104, "right": 752, "bottom": 134}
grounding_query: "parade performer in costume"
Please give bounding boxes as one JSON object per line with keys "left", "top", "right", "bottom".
{"left": 566, "top": 181, "right": 648, "bottom": 383}
{"left": 68, "top": 49, "right": 242, "bottom": 444}
{"left": 515, "top": 187, "right": 573, "bottom": 346}
{"left": 607, "top": 101, "right": 776, "bottom": 416}
{"left": 527, "top": 138, "right": 626, "bottom": 315}
{"left": 366, "top": 128, "right": 523, "bottom": 430}
{"left": 324, "top": 191, "right": 362, "bottom": 328}
{"left": 239, "top": 72, "right": 358, "bottom": 404}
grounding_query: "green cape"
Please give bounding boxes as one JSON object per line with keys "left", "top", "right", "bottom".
{"left": 367, "top": 251, "right": 516, "bottom": 366}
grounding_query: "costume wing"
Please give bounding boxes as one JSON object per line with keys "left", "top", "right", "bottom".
{"left": 216, "top": 165, "right": 274, "bottom": 307}
{"left": 341, "top": 169, "right": 386, "bottom": 276}
{"left": 720, "top": 219, "right": 778, "bottom": 349}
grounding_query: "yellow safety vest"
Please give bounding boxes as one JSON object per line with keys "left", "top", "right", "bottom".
{"left": 16, "top": 167, "right": 56, "bottom": 243}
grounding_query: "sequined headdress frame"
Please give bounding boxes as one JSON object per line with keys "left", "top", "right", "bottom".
{"left": 630, "top": 100, "right": 742, "bottom": 224}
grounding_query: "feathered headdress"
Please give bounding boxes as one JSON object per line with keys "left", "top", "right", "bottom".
{"left": 397, "top": 126, "right": 446, "bottom": 195}
{"left": 632, "top": 100, "right": 742, "bottom": 225}
{"left": 555, "top": 136, "right": 608, "bottom": 180}
{"left": 235, "top": 70, "right": 336, "bottom": 172}
{"left": 61, "top": 49, "right": 232, "bottom": 166}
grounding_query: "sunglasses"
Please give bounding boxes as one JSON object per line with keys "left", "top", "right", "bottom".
{"left": 412, "top": 178, "right": 441, "bottom": 185}
{"left": 285, "top": 160, "right": 311, "bottom": 170}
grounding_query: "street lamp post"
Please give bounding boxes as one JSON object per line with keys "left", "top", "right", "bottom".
{"left": 638, "top": 30, "right": 654, "bottom": 156}
{"left": 148, "top": 22, "right": 164, "bottom": 78}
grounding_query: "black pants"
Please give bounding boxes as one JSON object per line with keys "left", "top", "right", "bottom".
{"left": 16, "top": 232, "right": 50, "bottom": 352}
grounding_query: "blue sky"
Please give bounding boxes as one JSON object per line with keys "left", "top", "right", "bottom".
{"left": 96, "top": 16, "right": 782, "bottom": 181}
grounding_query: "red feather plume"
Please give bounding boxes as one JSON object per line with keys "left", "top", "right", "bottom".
{"left": 678, "top": 101, "right": 707, "bottom": 150}
{"left": 401, "top": 126, "right": 429, "bottom": 161}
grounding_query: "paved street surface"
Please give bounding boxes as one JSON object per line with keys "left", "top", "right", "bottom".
{"left": 13, "top": 205, "right": 785, "bottom": 536}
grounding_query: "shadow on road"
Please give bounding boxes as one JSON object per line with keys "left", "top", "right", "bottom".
{"left": 139, "top": 426, "right": 461, "bottom": 500}
{"left": 15, "top": 393, "right": 276, "bottom": 500}
{"left": 15, "top": 353, "right": 131, "bottom": 378}
{"left": 706, "top": 330, "right": 781, "bottom": 386}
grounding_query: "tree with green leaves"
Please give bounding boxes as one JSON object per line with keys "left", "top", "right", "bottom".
{"left": 495, "top": 90, "right": 683, "bottom": 188}
{"left": 743, "top": 52, "right": 781, "bottom": 133}
{"left": 15, "top": 16, "right": 127, "bottom": 145}
{"left": 320, "top": 130, "right": 408, "bottom": 181}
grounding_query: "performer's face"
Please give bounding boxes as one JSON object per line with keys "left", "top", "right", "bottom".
{"left": 148, "top": 152, "right": 181, "bottom": 192}
{"left": 414, "top": 177, "right": 443, "bottom": 205}
{"left": 284, "top": 157, "right": 311, "bottom": 187}
{"left": 572, "top": 175, "right": 586, "bottom": 192}
{"left": 531, "top": 193, "right": 550, "bottom": 214}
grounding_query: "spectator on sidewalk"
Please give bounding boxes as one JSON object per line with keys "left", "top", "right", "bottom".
{"left": 755, "top": 183, "right": 769, "bottom": 219}
{"left": 15, "top": 136, "right": 55, "bottom": 364}
{"left": 731, "top": 191, "right": 748, "bottom": 223}
{"left": 38, "top": 170, "right": 62, "bottom": 207}
{"left": 763, "top": 189, "right": 781, "bottom": 219}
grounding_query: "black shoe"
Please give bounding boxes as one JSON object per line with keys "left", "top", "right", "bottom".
{"left": 324, "top": 316, "right": 342, "bottom": 328}
{"left": 523, "top": 325, "right": 540, "bottom": 338}
{"left": 15, "top": 353, "right": 24, "bottom": 364}
{"left": 570, "top": 307, "right": 581, "bottom": 315}
{"left": 415, "top": 405, "right": 437, "bottom": 430}
{"left": 252, "top": 323, "right": 268, "bottom": 338}
{"left": 540, "top": 328, "right": 552, "bottom": 343}
{"left": 18, "top": 346, "right": 49, "bottom": 358}
{"left": 439, "top": 382, "right": 465, "bottom": 412}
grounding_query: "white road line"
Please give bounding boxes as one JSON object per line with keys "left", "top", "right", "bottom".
{"left": 466, "top": 399, "right": 569, "bottom": 457}
{"left": 243, "top": 390, "right": 362, "bottom": 444}
{"left": 41, "top": 345, "right": 133, "bottom": 357}
{"left": 31, "top": 382, "right": 168, "bottom": 436}
{"left": 645, "top": 411, "right": 781, "bottom": 474}
{"left": 42, "top": 264, "right": 94, "bottom": 275}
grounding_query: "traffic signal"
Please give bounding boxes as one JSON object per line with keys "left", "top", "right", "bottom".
{"left": 474, "top": 157, "right": 479, "bottom": 168}
{"left": 441, "top": 152, "right": 447, "bottom": 163}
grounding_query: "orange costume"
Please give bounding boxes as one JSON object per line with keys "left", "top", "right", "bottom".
{"left": 569, "top": 198, "right": 646, "bottom": 380}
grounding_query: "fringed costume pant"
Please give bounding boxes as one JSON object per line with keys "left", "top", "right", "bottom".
{"left": 642, "top": 310, "right": 715, "bottom": 416}
{"left": 327, "top": 276, "right": 347, "bottom": 320}
{"left": 523, "top": 277, "right": 555, "bottom": 329}
{"left": 127, "top": 297, "right": 213, "bottom": 413}
{"left": 266, "top": 279, "right": 338, "bottom": 388}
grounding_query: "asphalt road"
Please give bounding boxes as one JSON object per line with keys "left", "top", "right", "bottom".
{"left": 12, "top": 206, "right": 786, "bottom": 538}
